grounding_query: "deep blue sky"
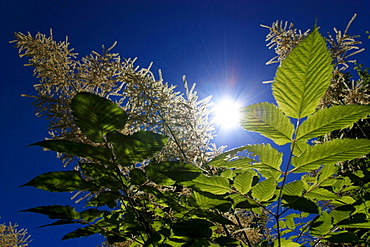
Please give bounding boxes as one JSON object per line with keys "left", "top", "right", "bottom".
{"left": 1, "top": 1, "right": 370, "bottom": 246}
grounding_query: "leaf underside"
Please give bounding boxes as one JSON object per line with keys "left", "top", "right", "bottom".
{"left": 273, "top": 28, "right": 332, "bottom": 119}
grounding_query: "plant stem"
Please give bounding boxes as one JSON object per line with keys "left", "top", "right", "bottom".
{"left": 275, "top": 118, "right": 301, "bottom": 246}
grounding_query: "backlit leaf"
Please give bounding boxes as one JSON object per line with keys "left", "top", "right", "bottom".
{"left": 291, "top": 139, "right": 370, "bottom": 173}
{"left": 251, "top": 178, "right": 276, "bottom": 201}
{"left": 239, "top": 102, "right": 294, "bottom": 145}
{"left": 273, "top": 28, "right": 332, "bottom": 119}
{"left": 244, "top": 144, "right": 283, "bottom": 172}
{"left": 30, "top": 140, "right": 110, "bottom": 163}
{"left": 21, "top": 171, "right": 97, "bottom": 192}
{"left": 191, "top": 191, "right": 230, "bottom": 209}
{"left": 107, "top": 131, "right": 168, "bottom": 164}
{"left": 207, "top": 146, "right": 255, "bottom": 168}
{"left": 145, "top": 161, "right": 201, "bottom": 184}
{"left": 310, "top": 212, "right": 332, "bottom": 236}
{"left": 183, "top": 174, "right": 230, "bottom": 195}
{"left": 305, "top": 188, "right": 340, "bottom": 201}
{"left": 296, "top": 105, "right": 370, "bottom": 141}
{"left": 282, "top": 180, "right": 305, "bottom": 196}
{"left": 21, "top": 205, "right": 80, "bottom": 220}
{"left": 71, "top": 92, "right": 128, "bottom": 143}
{"left": 234, "top": 170, "right": 255, "bottom": 194}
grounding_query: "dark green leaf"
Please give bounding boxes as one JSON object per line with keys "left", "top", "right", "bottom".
{"left": 107, "top": 131, "right": 168, "bottom": 164}
{"left": 141, "top": 185, "right": 185, "bottom": 212}
{"left": 71, "top": 92, "right": 128, "bottom": 143}
{"left": 213, "top": 236, "right": 239, "bottom": 247}
{"left": 324, "top": 231, "right": 360, "bottom": 243}
{"left": 87, "top": 192, "right": 120, "bottom": 209}
{"left": 21, "top": 205, "right": 80, "bottom": 220}
{"left": 30, "top": 140, "right": 110, "bottom": 163}
{"left": 146, "top": 161, "right": 201, "bottom": 183}
{"left": 62, "top": 226, "right": 98, "bottom": 240}
{"left": 80, "top": 208, "right": 109, "bottom": 222}
{"left": 192, "top": 208, "right": 234, "bottom": 225}
{"left": 38, "top": 220, "right": 78, "bottom": 228}
{"left": 21, "top": 171, "right": 97, "bottom": 192}
{"left": 173, "top": 219, "right": 213, "bottom": 238}
{"left": 283, "top": 196, "right": 320, "bottom": 214}
{"left": 129, "top": 168, "right": 147, "bottom": 185}
{"left": 79, "top": 163, "right": 106, "bottom": 179}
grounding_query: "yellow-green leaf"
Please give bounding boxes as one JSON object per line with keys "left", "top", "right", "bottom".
{"left": 273, "top": 28, "right": 332, "bottom": 119}
{"left": 239, "top": 102, "right": 294, "bottom": 145}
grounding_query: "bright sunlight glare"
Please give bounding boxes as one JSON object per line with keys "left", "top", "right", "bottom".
{"left": 213, "top": 99, "right": 241, "bottom": 129}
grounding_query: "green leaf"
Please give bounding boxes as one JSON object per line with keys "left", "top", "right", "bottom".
{"left": 277, "top": 238, "right": 302, "bottom": 247}
{"left": 332, "top": 196, "right": 356, "bottom": 206}
{"left": 71, "top": 92, "right": 128, "bottom": 143}
{"left": 87, "top": 192, "right": 119, "bottom": 209}
{"left": 146, "top": 161, "right": 202, "bottom": 184}
{"left": 317, "top": 163, "right": 337, "bottom": 183}
{"left": 79, "top": 163, "right": 106, "bottom": 178}
{"left": 273, "top": 27, "right": 332, "bottom": 119}
{"left": 141, "top": 186, "right": 186, "bottom": 212}
{"left": 244, "top": 144, "right": 283, "bottom": 172}
{"left": 191, "top": 191, "right": 230, "bottom": 209}
{"left": 251, "top": 177, "right": 276, "bottom": 201}
{"left": 305, "top": 188, "right": 340, "bottom": 201}
{"left": 292, "top": 140, "right": 310, "bottom": 157}
{"left": 62, "top": 226, "right": 98, "bottom": 240}
{"left": 282, "top": 180, "right": 305, "bottom": 196}
{"left": 324, "top": 231, "right": 360, "bottom": 243}
{"left": 129, "top": 168, "right": 147, "bottom": 185}
{"left": 239, "top": 102, "right": 294, "bottom": 145}
{"left": 173, "top": 219, "right": 213, "bottom": 238}
{"left": 221, "top": 169, "right": 236, "bottom": 180}
{"left": 31, "top": 140, "right": 110, "bottom": 163}
{"left": 283, "top": 196, "right": 320, "bottom": 214}
{"left": 21, "top": 205, "right": 80, "bottom": 220}
{"left": 38, "top": 220, "right": 78, "bottom": 228}
{"left": 182, "top": 174, "right": 230, "bottom": 195}
{"left": 291, "top": 139, "right": 370, "bottom": 173}
{"left": 207, "top": 146, "right": 255, "bottom": 168}
{"left": 330, "top": 205, "right": 355, "bottom": 224}
{"left": 234, "top": 170, "right": 255, "bottom": 194}
{"left": 296, "top": 105, "right": 370, "bottom": 141}
{"left": 80, "top": 208, "right": 108, "bottom": 222}
{"left": 310, "top": 212, "right": 333, "bottom": 237}
{"left": 106, "top": 131, "right": 168, "bottom": 164}
{"left": 20, "top": 171, "right": 97, "bottom": 192}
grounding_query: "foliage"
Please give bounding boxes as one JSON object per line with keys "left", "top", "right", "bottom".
{"left": 0, "top": 220, "right": 32, "bottom": 247}
{"left": 11, "top": 30, "right": 222, "bottom": 169}
{"left": 262, "top": 15, "right": 370, "bottom": 245}
{"left": 17, "top": 24, "right": 370, "bottom": 247}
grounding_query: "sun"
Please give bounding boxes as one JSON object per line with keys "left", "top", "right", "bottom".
{"left": 213, "top": 99, "right": 241, "bottom": 129}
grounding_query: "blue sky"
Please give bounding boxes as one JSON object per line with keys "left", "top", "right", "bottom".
{"left": 1, "top": 0, "right": 370, "bottom": 246}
